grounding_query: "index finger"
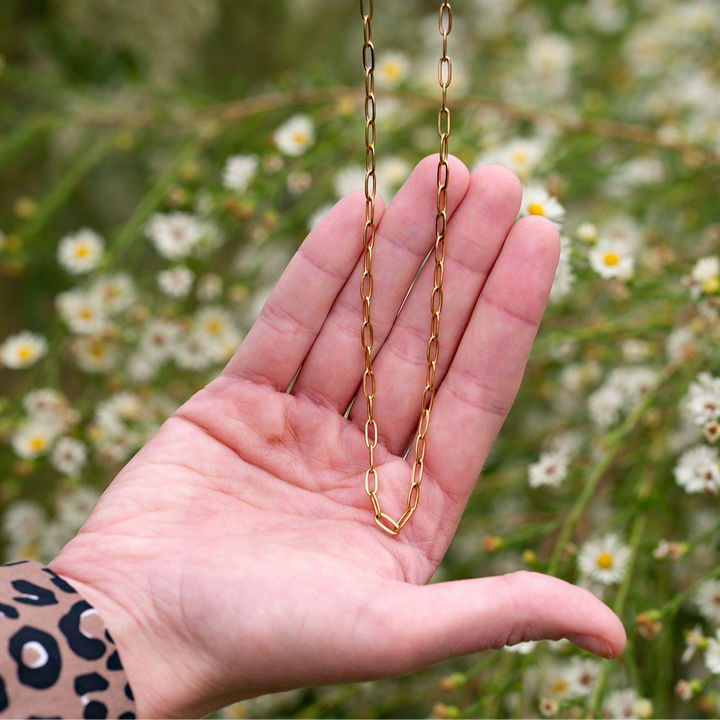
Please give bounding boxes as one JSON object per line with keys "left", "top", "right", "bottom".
{"left": 222, "top": 191, "right": 385, "bottom": 390}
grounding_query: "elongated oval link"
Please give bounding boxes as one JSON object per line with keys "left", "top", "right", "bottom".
{"left": 359, "top": 0, "right": 451, "bottom": 535}
{"left": 375, "top": 512, "right": 400, "bottom": 535}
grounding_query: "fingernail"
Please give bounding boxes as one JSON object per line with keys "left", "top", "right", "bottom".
{"left": 566, "top": 633, "right": 614, "bottom": 659}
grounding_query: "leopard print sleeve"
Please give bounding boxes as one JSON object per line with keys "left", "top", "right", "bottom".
{"left": 0, "top": 560, "right": 136, "bottom": 719}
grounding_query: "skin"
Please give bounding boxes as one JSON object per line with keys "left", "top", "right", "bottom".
{"left": 49, "top": 158, "right": 626, "bottom": 718}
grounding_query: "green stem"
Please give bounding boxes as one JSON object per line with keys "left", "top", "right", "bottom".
{"left": 589, "top": 511, "right": 648, "bottom": 717}
{"left": 654, "top": 563, "right": 720, "bottom": 620}
{"left": 686, "top": 517, "right": 720, "bottom": 554}
{"left": 14, "top": 133, "right": 115, "bottom": 244}
{"left": 109, "top": 138, "right": 202, "bottom": 262}
{"left": 0, "top": 115, "right": 56, "bottom": 169}
{"left": 546, "top": 362, "right": 678, "bottom": 576}
{"left": 534, "top": 316, "right": 675, "bottom": 354}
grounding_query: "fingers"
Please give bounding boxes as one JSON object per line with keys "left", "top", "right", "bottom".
{"left": 347, "top": 164, "right": 522, "bottom": 455}
{"left": 291, "top": 154, "right": 470, "bottom": 410}
{"left": 421, "top": 214, "right": 560, "bottom": 520}
{"left": 368, "top": 571, "right": 626, "bottom": 679}
{"left": 223, "top": 191, "right": 385, "bottom": 390}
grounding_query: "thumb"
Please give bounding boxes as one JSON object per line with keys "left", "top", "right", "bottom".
{"left": 371, "top": 571, "right": 625, "bottom": 677}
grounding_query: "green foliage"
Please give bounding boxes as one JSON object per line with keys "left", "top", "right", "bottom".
{"left": 1, "top": 1, "right": 720, "bottom": 717}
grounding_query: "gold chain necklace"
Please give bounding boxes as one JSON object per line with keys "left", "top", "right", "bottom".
{"left": 360, "top": 0, "right": 453, "bottom": 535}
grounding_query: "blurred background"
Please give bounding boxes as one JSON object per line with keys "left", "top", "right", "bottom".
{"left": 1, "top": 0, "right": 720, "bottom": 717}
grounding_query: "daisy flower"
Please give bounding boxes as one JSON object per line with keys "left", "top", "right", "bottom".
{"left": 705, "top": 421, "right": 720, "bottom": 444}
{"left": 605, "top": 366, "right": 658, "bottom": 402}
{"left": 197, "top": 274, "right": 223, "bottom": 303}
{"left": 93, "top": 273, "right": 136, "bottom": 314}
{"left": 71, "top": 336, "right": 119, "bottom": 374}
{"left": 576, "top": 222, "right": 598, "bottom": 243}
{"left": 689, "top": 256, "right": 720, "bottom": 297}
{"left": 0, "top": 331, "right": 48, "bottom": 369}
{"left": 174, "top": 332, "right": 214, "bottom": 372}
{"left": 673, "top": 445, "right": 720, "bottom": 494}
{"left": 528, "top": 450, "right": 569, "bottom": 488}
{"left": 477, "top": 137, "right": 548, "bottom": 181}
{"left": 57, "top": 228, "right": 104, "bottom": 274}
{"left": 286, "top": 171, "right": 312, "bottom": 197}
{"left": 539, "top": 660, "right": 575, "bottom": 700}
{"left": 2, "top": 501, "right": 45, "bottom": 545}
{"left": 589, "top": 238, "right": 635, "bottom": 280}
{"left": 527, "top": 33, "right": 573, "bottom": 79}
{"left": 195, "top": 306, "right": 235, "bottom": 340}
{"left": 95, "top": 392, "right": 144, "bottom": 435}
{"left": 127, "top": 352, "right": 160, "bottom": 384}
{"left": 273, "top": 115, "right": 315, "bottom": 157}
{"left": 23, "top": 389, "right": 67, "bottom": 419}
{"left": 704, "top": 630, "right": 720, "bottom": 674}
{"left": 682, "top": 624, "right": 707, "bottom": 663}
{"left": 139, "top": 320, "right": 181, "bottom": 363}
{"left": 604, "top": 688, "right": 641, "bottom": 719}
{"left": 158, "top": 266, "right": 195, "bottom": 298}
{"left": 503, "top": 640, "right": 538, "bottom": 654}
{"left": 11, "top": 422, "right": 58, "bottom": 459}
{"left": 683, "top": 372, "right": 720, "bottom": 426}
{"left": 578, "top": 533, "right": 631, "bottom": 585}
{"left": 377, "top": 157, "right": 411, "bottom": 194}
{"left": 56, "top": 290, "right": 108, "bottom": 335}
{"left": 376, "top": 50, "right": 409, "bottom": 89}
{"left": 145, "top": 212, "right": 206, "bottom": 260}
{"left": 222, "top": 154, "right": 258, "bottom": 192}
{"left": 696, "top": 580, "right": 720, "bottom": 624}
{"left": 588, "top": 385, "right": 624, "bottom": 428}
{"left": 50, "top": 437, "right": 88, "bottom": 477}
{"left": 333, "top": 166, "right": 366, "bottom": 198}
{"left": 520, "top": 183, "right": 566, "bottom": 228}
{"left": 566, "top": 657, "right": 601, "bottom": 697}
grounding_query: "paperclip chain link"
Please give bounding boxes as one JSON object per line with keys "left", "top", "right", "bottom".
{"left": 359, "top": 0, "right": 453, "bottom": 535}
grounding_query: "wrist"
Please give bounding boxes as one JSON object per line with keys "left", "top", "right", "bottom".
{"left": 49, "top": 534, "right": 209, "bottom": 718}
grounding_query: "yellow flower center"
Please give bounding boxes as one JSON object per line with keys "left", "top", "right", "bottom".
{"left": 596, "top": 552, "right": 613, "bottom": 569}
{"left": 603, "top": 252, "right": 620, "bottom": 267}
{"left": 292, "top": 132, "right": 308, "bottom": 145}
{"left": 527, "top": 203, "right": 545, "bottom": 216}
{"left": 701, "top": 276, "right": 719, "bottom": 294}
{"left": 79, "top": 308, "right": 94, "bottom": 320}
{"left": 205, "top": 319, "right": 223, "bottom": 335}
{"left": 382, "top": 62, "right": 401, "bottom": 78}
{"left": 74, "top": 243, "right": 90, "bottom": 259}
{"left": 17, "top": 345, "right": 33, "bottom": 360}
{"left": 513, "top": 150, "right": 528, "bottom": 165}
{"left": 552, "top": 679, "right": 567, "bottom": 695}
{"left": 29, "top": 436, "right": 46, "bottom": 452}
{"left": 224, "top": 703, "right": 248, "bottom": 720}
{"left": 89, "top": 342, "right": 105, "bottom": 358}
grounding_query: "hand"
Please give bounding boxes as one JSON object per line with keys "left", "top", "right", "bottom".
{"left": 49, "top": 158, "right": 626, "bottom": 718}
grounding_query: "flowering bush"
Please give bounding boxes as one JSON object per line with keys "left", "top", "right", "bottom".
{"left": 1, "top": 1, "right": 719, "bottom": 717}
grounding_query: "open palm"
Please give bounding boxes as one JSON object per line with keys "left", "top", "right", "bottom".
{"left": 50, "top": 158, "right": 625, "bottom": 718}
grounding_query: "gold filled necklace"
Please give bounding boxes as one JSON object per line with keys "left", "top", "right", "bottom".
{"left": 359, "top": 1, "right": 453, "bottom": 535}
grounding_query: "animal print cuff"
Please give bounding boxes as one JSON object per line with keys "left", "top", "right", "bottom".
{"left": 0, "top": 560, "right": 136, "bottom": 719}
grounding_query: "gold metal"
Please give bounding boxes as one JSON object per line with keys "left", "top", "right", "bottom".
{"left": 360, "top": 1, "right": 453, "bottom": 535}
